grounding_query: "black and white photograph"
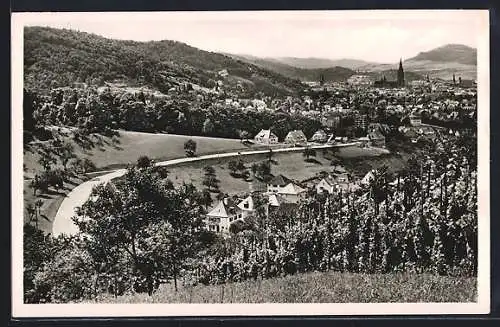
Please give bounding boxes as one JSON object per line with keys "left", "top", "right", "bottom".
{"left": 11, "top": 10, "right": 490, "bottom": 316}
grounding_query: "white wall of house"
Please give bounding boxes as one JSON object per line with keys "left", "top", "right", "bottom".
{"left": 316, "top": 179, "right": 335, "bottom": 194}
{"left": 267, "top": 184, "right": 287, "bottom": 193}
{"left": 279, "top": 192, "right": 305, "bottom": 204}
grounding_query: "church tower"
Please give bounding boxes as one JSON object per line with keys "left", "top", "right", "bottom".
{"left": 397, "top": 58, "right": 405, "bottom": 87}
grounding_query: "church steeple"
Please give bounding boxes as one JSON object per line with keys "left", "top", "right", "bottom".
{"left": 397, "top": 57, "right": 405, "bottom": 87}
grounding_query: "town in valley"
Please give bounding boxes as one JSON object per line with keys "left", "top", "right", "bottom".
{"left": 20, "top": 15, "right": 479, "bottom": 305}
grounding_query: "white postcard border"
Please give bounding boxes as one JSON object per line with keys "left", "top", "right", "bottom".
{"left": 11, "top": 10, "right": 491, "bottom": 317}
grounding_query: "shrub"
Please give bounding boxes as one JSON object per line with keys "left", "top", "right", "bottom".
{"left": 137, "top": 155, "right": 152, "bottom": 169}
{"left": 33, "top": 246, "right": 95, "bottom": 303}
{"left": 184, "top": 139, "right": 197, "bottom": 157}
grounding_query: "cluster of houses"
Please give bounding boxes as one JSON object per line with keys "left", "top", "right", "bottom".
{"left": 252, "top": 128, "right": 383, "bottom": 147}
{"left": 205, "top": 174, "right": 307, "bottom": 233}
{"left": 252, "top": 126, "right": 386, "bottom": 149}
{"left": 204, "top": 166, "right": 382, "bottom": 235}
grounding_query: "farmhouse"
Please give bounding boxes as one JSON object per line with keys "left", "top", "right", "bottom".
{"left": 205, "top": 198, "right": 242, "bottom": 233}
{"left": 361, "top": 170, "right": 375, "bottom": 186}
{"left": 267, "top": 193, "right": 298, "bottom": 216}
{"left": 237, "top": 195, "right": 255, "bottom": 219}
{"left": 310, "top": 129, "right": 328, "bottom": 143}
{"left": 278, "top": 183, "right": 307, "bottom": 204}
{"left": 284, "top": 130, "right": 307, "bottom": 145}
{"left": 316, "top": 177, "right": 336, "bottom": 194}
{"left": 254, "top": 129, "right": 279, "bottom": 145}
{"left": 267, "top": 174, "right": 293, "bottom": 193}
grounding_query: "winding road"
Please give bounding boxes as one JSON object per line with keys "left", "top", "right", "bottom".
{"left": 52, "top": 142, "right": 360, "bottom": 236}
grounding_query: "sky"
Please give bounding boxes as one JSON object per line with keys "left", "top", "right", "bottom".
{"left": 14, "top": 10, "right": 487, "bottom": 63}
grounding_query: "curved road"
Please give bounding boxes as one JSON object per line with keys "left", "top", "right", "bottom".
{"left": 52, "top": 142, "right": 359, "bottom": 236}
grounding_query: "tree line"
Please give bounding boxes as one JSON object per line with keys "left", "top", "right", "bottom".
{"left": 24, "top": 87, "right": 323, "bottom": 141}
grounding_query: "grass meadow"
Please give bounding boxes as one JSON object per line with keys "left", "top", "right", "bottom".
{"left": 23, "top": 130, "right": 264, "bottom": 233}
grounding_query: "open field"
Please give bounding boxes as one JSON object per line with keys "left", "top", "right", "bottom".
{"left": 91, "top": 271, "right": 477, "bottom": 303}
{"left": 23, "top": 129, "right": 282, "bottom": 176}
{"left": 23, "top": 126, "right": 396, "bottom": 234}
{"left": 23, "top": 130, "right": 279, "bottom": 233}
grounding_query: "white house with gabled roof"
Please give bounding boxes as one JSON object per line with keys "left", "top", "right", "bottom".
{"left": 237, "top": 195, "right": 255, "bottom": 219}
{"left": 206, "top": 198, "right": 241, "bottom": 233}
{"left": 278, "top": 183, "right": 307, "bottom": 203}
{"left": 254, "top": 129, "right": 279, "bottom": 145}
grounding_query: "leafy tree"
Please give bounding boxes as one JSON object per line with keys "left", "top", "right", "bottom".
{"left": 303, "top": 146, "right": 316, "bottom": 161}
{"left": 228, "top": 160, "right": 238, "bottom": 176}
{"left": 57, "top": 142, "right": 76, "bottom": 170}
{"left": 37, "top": 148, "right": 57, "bottom": 172}
{"left": 74, "top": 165, "right": 206, "bottom": 295}
{"left": 258, "top": 161, "right": 271, "bottom": 180}
{"left": 69, "top": 157, "right": 96, "bottom": 174}
{"left": 33, "top": 242, "right": 95, "bottom": 303}
{"left": 200, "top": 188, "right": 213, "bottom": 209}
{"left": 238, "top": 130, "right": 250, "bottom": 143}
{"left": 24, "top": 224, "right": 55, "bottom": 303}
{"left": 202, "top": 165, "right": 219, "bottom": 192}
{"left": 30, "top": 175, "right": 46, "bottom": 196}
{"left": 251, "top": 163, "right": 259, "bottom": 177}
{"left": 202, "top": 118, "right": 215, "bottom": 135}
{"left": 267, "top": 149, "right": 274, "bottom": 163}
{"left": 184, "top": 139, "right": 197, "bottom": 157}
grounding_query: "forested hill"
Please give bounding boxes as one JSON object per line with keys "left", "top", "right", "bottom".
{"left": 24, "top": 27, "right": 305, "bottom": 96}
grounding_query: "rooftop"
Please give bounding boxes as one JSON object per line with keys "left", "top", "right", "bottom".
{"left": 268, "top": 174, "right": 293, "bottom": 186}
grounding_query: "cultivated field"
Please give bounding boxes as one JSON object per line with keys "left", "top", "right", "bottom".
{"left": 92, "top": 271, "right": 477, "bottom": 303}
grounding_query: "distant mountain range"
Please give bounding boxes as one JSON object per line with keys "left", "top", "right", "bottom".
{"left": 228, "top": 43, "right": 477, "bottom": 82}
{"left": 264, "top": 57, "right": 376, "bottom": 70}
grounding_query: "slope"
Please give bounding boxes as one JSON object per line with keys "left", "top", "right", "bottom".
{"left": 359, "top": 44, "right": 477, "bottom": 80}
{"left": 408, "top": 44, "right": 476, "bottom": 65}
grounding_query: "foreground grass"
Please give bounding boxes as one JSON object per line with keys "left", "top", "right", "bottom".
{"left": 92, "top": 271, "right": 477, "bottom": 303}
{"left": 167, "top": 146, "right": 398, "bottom": 196}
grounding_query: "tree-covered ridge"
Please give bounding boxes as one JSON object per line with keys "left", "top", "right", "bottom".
{"left": 24, "top": 26, "right": 304, "bottom": 96}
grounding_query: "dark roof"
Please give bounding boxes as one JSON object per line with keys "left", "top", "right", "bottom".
{"left": 369, "top": 130, "right": 385, "bottom": 140}
{"left": 268, "top": 174, "right": 292, "bottom": 186}
{"left": 285, "top": 130, "right": 307, "bottom": 140}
